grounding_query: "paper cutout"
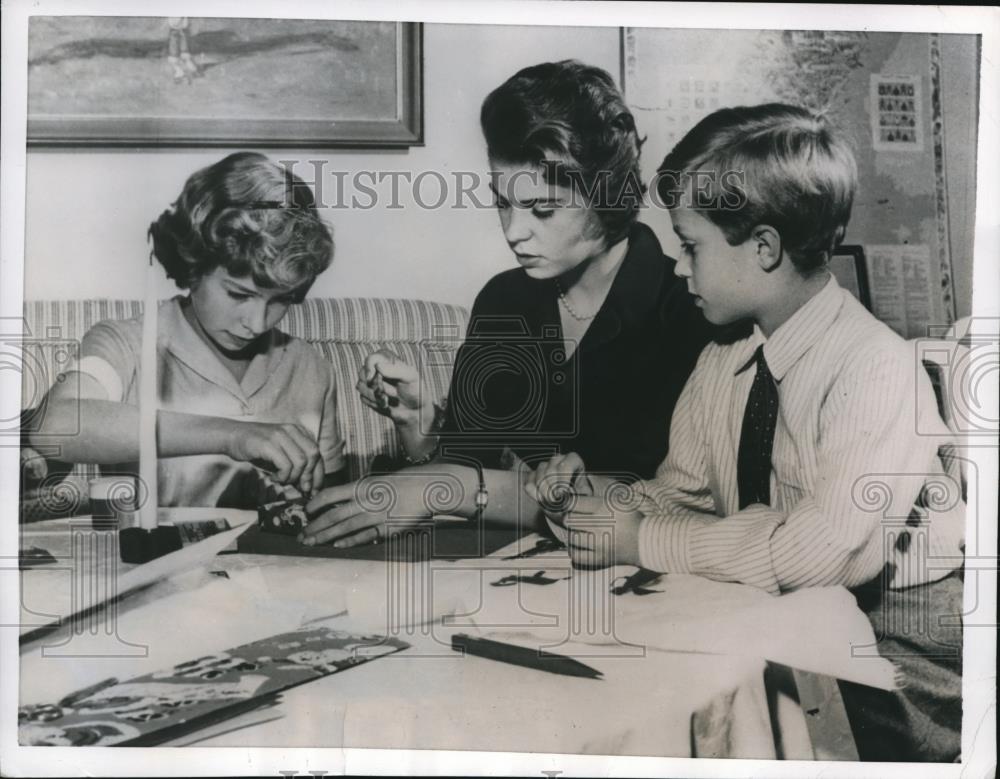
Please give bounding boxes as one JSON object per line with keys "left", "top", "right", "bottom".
{"left": 19, "top": 626, "right": 408, "bottom": 746}
{"left": 500, "top": 535, "right": 566, "bottom": 560}
{"left": 490, "top": 571, "right": 571, "bottom": 587}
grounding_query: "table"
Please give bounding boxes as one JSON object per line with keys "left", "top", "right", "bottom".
{"left": 17, "top": 514, "right": 815, "bottom": 758}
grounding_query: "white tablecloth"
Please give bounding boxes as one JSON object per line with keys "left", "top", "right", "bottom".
{"left": 19, "top": 519, "right": 819, "bottom": 757}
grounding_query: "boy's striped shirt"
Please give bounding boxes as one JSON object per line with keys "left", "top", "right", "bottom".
{"left": 637, "top": 276, "right": 965, "bottom": 594}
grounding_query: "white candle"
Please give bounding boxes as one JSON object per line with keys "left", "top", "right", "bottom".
{"left": 138, "top": 258, "right": 159, "bottom": 530}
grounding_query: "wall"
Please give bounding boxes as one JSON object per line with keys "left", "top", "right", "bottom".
{"left": 23, "top": 24, "right": 977, "bottom": 318}
{"left": 23, "top": 23, "right": 620, "bottom": 306}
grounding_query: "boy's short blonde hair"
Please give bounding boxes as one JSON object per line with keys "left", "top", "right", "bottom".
{"left": 148, "top": 152, "right": 333, "bottom": 297}
{"left": 656, "top": 104, "right": 857, "bottom": 273}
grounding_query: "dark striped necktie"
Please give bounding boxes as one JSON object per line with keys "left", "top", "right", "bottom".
{"left": 737, "top": 345, "right": 779, "bottom": 509}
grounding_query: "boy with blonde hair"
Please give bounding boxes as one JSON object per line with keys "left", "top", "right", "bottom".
{"left": 531, "top": 104, "right": 965, "bottom": 761}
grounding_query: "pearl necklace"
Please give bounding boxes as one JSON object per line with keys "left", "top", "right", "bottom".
{"left": 555, "top": 280, "right": 598, "bottom": 321}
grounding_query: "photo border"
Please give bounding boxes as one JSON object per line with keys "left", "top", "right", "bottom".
{"left": 2, "top": 2, "right": 996, "bottom": 778}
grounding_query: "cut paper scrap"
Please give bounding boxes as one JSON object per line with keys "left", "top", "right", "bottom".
{"left": 19, "top": 626, "right": 408, "bottom": 746}
{"left": 19, "top": 520, "right": 253, "bottom": 641}
{"left": 489, "top": 531, "right": 570, "bottom": 567}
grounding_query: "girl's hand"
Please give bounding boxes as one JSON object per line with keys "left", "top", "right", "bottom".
{"left": 563, "top": 494, "right": 643, "bottom": 570}
{"left": 356, "top": 350, "right": 429, "bottom": 428}
{"left": 302, "top": 472, "right": 436, "bottom": 548}
{"left": 226, "top": 421, "right": 325, "bottom": 496}
{"left": 20, "top": 448, "right": 49, "bottom": 485}
{"left": 524, "top": 452, "right": 592, "bottom": 527}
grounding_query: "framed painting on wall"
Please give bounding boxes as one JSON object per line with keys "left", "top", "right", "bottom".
{"left": 27, "top": 17, "right": 422, "bottom": 148}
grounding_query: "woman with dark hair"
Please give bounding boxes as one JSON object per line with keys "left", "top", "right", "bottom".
{"left": 303, "top": 60, "right": 713, "bottom": 547}
{"left": 32, "top": 152, "right": 346, "bottom": 507}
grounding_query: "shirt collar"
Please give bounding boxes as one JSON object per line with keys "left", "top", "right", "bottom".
{"left": 734, "top": 274, "right": 845, "bottom": 380}
{"left": 161, "top": 296, "right": 287, "bottom": 399}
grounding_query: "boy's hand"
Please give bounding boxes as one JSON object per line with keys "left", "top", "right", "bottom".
{"left": 563, "top": 495, "right": 643, "bottom": 569}
{"left": 356, "top": 350, "right": 429, "bottom": 428}
{"left": 302, "top": 473, "right": 433, "bottom": 548}
{"left": 226, "top": 421, "right": 325, "bottom": 497}
{"left": 524, "top": 453, "right": 593, "bottom": 526}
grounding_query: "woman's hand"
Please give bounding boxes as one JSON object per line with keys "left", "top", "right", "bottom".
{"left": 303, "top": 472, "right": 447, "bottom": 548}
{"left": 225, "top": 420, "right": 325, "bottom": 496}
{"left": 356, "top": 350, "right": 429, "bottom": 428}
{"left": 524, "top": 452, "right": 592, "bottom": 527}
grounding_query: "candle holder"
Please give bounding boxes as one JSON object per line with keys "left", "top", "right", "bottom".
{"left": 119, "top": 525, "right": 183, "bottom": 564}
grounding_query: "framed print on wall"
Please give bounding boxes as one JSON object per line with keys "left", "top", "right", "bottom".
{"left": 27, "top": 17, "right": 423, "bottom": 148}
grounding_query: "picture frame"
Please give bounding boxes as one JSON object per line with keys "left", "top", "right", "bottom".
{"left": 829, "top": 245, "right": 873, "bottom": 311}
{"left": 27, "top": 18, "right": 422, "bottom": 148}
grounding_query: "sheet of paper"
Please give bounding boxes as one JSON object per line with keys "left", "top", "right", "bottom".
{"left": 867, "top": 243, "right": 938, "bottom": 338}
{"left": 19, "top": 570, "right": 312, "bottom": 706}
{"left": 460, "top": 541, "right": 899, "bottom": 690}
{"left": 19, "top": 519, "right": 252, "bottom": 639}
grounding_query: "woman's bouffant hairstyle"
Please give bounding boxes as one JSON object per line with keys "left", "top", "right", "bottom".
{"left": 480, "top": 60, "right": 645, "bottom": 246}
{"left": 656, "top": 104, "right": 857, "bottom": 274}
{"left": 148, "top": 152, "right": 333, "bottom": 295}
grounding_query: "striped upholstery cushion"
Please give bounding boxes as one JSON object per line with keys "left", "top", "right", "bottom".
{"left": 280, "top": 298, "right": 468, "bottom": 481}
{"left": 314, "top": 340, "right": 460, "bottom": 481}
{"left": 19, "top": 298, "right": 469, "bottom": 515}
{"left": 21, "top": 300, "right": 145, "bottom": 417}
{"left": 281, "top": 298, "right": 467, "bottom": 345}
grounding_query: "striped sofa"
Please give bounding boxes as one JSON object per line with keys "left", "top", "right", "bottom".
{"left": 19, "top": 298, "right": 469, "bottom": 521}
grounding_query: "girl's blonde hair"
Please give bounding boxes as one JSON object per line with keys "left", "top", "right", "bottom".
{"left": 149, "top": 152, "right": 333, "bottom": 296}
